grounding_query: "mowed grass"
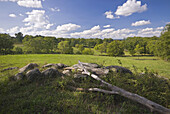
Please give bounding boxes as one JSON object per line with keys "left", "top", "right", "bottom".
{"left": 0, "top": 54, "right": 170, "bottom": 79}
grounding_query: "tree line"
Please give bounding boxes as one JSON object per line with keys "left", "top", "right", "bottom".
{"left": 0, "top": 24, "right": 170, "bottom": 61}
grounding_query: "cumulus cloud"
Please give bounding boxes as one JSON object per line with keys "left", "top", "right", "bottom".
{"left": 71, "top": 25, "right": 136, "bottom": 39}
{"left": 103, "top": 25, "right": 111, "bottom": 28}
{"left": 104, "top": 11, "right": 119, "bottom": 19}
{"left": 131, "top": 20, "right": 151, "bottom": 26}
{"left": 17, "top": 0, "right": 42, "bottom": 8}
{"left": 9, "top": 13, "right": 16, "bottom": 17}
{"left": 56, "top": 23, "right": 81, "bottom": 33}
{"left": 156, "top": 26, "right": 164, "bottom": 30}
{"left": 0, "top": 28, "right": 5, "bottom": 33}
{"left": 115, "top": 0, "right": 147, "bottom": 16}
{"left": 0, "top": 0, "right": 43, "bottom": 8}
{"left": 6, "top": 26, "right": 19, "bottom": 33}
{"left": 137, "top": 27, "right": 162, "bottom": 37}
{"left": 104, "top": 11, "right": 114, "bottom": 19}
{"left": 23, "top": 10, "right": 53, "bottom": 29}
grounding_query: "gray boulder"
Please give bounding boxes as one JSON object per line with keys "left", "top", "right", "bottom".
{"left": 42, "top": 63, "right": 56, "bottom": 68}
{"left": 73, "top": 62, "right": 100, "bottom": 69}
{"left": 56, "top": 63, "right": 68, "bottom": 69}
{"left": 42, "top": 68, "right": 62, "bottom": 78}
{"left": 26, "top": 68, "right": 41, "bottom": 81}
{"left": 87, "top": 68, "right": 109, "bottom": 76}
{"left": 62, "top": 70, "right": 72, "bottom": 76}
{"left": 19, "top": 63, "right": 39, "bottom": 73}
{"left": 105, "top": 65, "right": 132, "bottom": 74}
{"left": 15, "top": 73, "right": 25, "bottom": 80}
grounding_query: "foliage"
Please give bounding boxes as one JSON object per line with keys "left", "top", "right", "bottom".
{"left": 23, "top": 35, "right": 58, "bottom": 54}
{"left": 82, "top": 48, "right": 94, "bottom": 55}
{"left": 0, "top": 33, "right": 14, "bottom": 55}
{"left": 13, "top": 47, "right": 23, "bottom": 54}
{"left": 134, "top": 44, "right": 144, "bottom": 55}
{"left": 94, "top": 42, "right": 107, "bottom": 54}
{"left": 107, "top": 41, "right": 124, "bottom": 56}
{"left": 58, "top": 41, "right": 73, "bottom": 54}
{"left": 75, "top": 44, "right": 84, "bottom": 53}
{"left": 15, "top": 32, "right": 24, "bottom": 43}
{"left": 0, "top": 63, "right": 169, "bottom": 113}
{"left": 156, "top": 31, "right": 170, "bottom": 61}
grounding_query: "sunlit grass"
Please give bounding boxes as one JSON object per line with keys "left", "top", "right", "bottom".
{"left": 0, "top": 54, "right": 170, "bottom": 79}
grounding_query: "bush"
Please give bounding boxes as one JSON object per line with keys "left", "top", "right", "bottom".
{"left": 14, "top": 47, "right": 23, "bottom": 54}
{"left": 82, "top": 48, "right": 94, "bottom": 55}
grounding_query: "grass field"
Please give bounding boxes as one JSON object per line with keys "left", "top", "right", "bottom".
{"left": 0, "top": 54, "right": 170, "bottom": 79}
{"left": 0, "top": 54, "right": 169, "bottom": 113}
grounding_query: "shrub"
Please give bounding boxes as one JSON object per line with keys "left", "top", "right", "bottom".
{"left": 82, "top": 48, "right": 94, "bottom": 55}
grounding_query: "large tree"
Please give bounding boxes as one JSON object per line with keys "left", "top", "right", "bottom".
{"left": 0, "top": 34, "right": 14, "bottom": 54}
{"left": 107, "top": 41, "right": 124, "bottom": 56}
{"left": 58, "top": 41, "right": 73, "bottom": 54}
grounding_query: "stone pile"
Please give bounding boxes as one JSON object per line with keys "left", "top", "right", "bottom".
{"left": 11, "top": 62, "right": 132, "bottom": 82}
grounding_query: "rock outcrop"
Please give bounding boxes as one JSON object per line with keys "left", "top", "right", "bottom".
{"left": 105, "top": 65, "right": 132, "bottom": 74}
{"left": 19, "top": 63, "right": 39, "bottom": 73}
{"left": 26, "top": 68, "right": 41, "bottom": 81}
{"left": 42, "top": 68, "right": 62, "bottom": 78}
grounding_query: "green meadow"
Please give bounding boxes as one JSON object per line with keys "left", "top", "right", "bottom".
{"left": 0, "top": 54, "right": 170, "bottom": 79}
{"left": 0, "top": 54, "right": 170, "bottom": 113}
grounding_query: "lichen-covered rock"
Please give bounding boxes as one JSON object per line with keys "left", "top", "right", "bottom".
{"left": 15, "top": 72, "right": 25, "bottom": 80}
{"left": 62, "top": 70, "right": 72, "bottom": 76}
{"left": 105, "top": 65, "right": 132, "bottom": 74}
{"left": 26, "top": 68, "right": 41, "bottom": 81}
{"left": 73, "top": 62, "right": 100, "bottom": 69}
{"left": 88, "top": 68, "right": 109, "bottom": 76}
{"left": 56, "top": 63, "right": 68, "bottom": 69}
{"left": 19, "top": 63, "right": 39, "bottom": 73}
{"left": 42, "top": 63, "right": 56, "bottom": 68}
{"left": 42, "top": 68, "right": 62, "bottom": 78}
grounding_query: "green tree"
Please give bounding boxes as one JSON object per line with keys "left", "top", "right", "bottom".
{"left": 94, "top": 42, "right": 107, "bottom": 54}
{"left": 107, "top": 41, "right": 124, "bottom": 57}
{"left": 0, "top": 34, "right": 14, "bottom": 54}
{"left": 82, "top": 48, "right": 94, "bottom": 55}
{"left": 134, "top": 44, "right": 144, "bottom": 55}
{"left": 58, "top": 41, "right": 73, "bottom": 54}
{"left": 156, "top": 31, "right": 170, "bottom": 61}
{"left": 15, "top": 32, "right": 24, "bottom": 43}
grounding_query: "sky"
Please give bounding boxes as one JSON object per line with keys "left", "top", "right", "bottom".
{"left": 0, "top": 0, "right": 170, "bottom": 39}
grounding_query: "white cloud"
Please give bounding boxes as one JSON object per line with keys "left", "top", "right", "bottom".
{"left": 115, "top": 0, "right": 147, "bottom": 16}
{"left": 156, "top": 26, "right": 164, "bottom": 30}
{"left": 9, "top": 13, "right": 16, "bottom": 17}
{"left": 6, "top": 26, "right": 19, "bottom": 35}
{"left": 19, "top": 13, "right": 24, "bottom": 16}
{"left": 56, "top": 23, "right": 81, "bottom": 33}
{"left": 104, "top": 11, "right": 114, "bottom": 19}
{"left": 50, "top": 7, "right": 60, "bottom": 12}
{"left": 23, "top": 10, "right": 53, "bottom": 29}
{"left": 71, "top": 25, "right": 136, "bottom": 39}
{"left": 137, "top": 27, "right": 162, "bottom": 37}
{"left": 0, "top": 0, "right": 43, "bottom": 8}
{"left": 0, "top": 28, "right": 5, "bottom": 33}
{"left": 104, "top": 11, "right": 119, "bottom": 19}
{"left": 103, "top": 25, "right": 111, "bottom": 28}
{"left": 46, "top": 24, "right": 54, "bottom": 29}
{"left": 131, "top": 20, "right": 151, "bottom": 26}
{"left": 17, "top": 0, "right": 42, "bottom": 8}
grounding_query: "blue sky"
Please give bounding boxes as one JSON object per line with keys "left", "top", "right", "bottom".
{"left": 0, "top": 0, "right": 170, "bottom": 39}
